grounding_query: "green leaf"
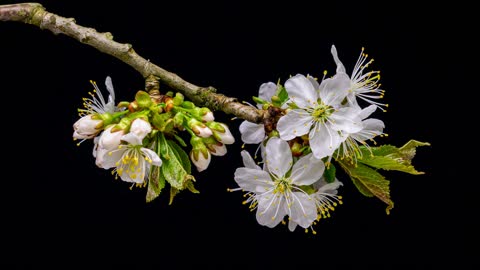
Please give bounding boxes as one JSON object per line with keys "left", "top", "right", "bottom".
{"left": 324, "top": 163, "right": 337, "bottom": 183}
{"left": 169, "top": 187, "right": 179, "bottom": 205}
{"left": 158, "top": 133, "right": 195, "bottom": 190}
{"left": 275, "top": 84, "right": 289, "bottom": 105}
{"left": 166, "top": 139, "right": 191, "bottom": 174}
{"left": 358, "top": 140, "right": 430, "bottom": 175}
{"left": 338, "top": 160, "right": 394, "bottom": 214}
{"left": 146, "top": 164, "right": 166, "bottom": 203}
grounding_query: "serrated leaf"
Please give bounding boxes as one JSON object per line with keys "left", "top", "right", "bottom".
{"left": 167, "top": 139, "right": 191, "bottom": 174}
{"left": 358, "top": 140, "right": 430, "bottom": 175}
{"left": 146, "top": 164, "right": 166, "bottom": 203}
{"left": 158, "top": 133, "right": 194, "bottom": 190}
{"left": 338, "top": 160, "right": 394, "bottom": 214}
{"left": 324, "top": 163, "right": 337, "bottom": 183}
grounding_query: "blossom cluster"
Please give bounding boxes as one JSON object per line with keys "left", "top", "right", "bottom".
{"left": 233, "top": 45, "right": 386, "bottom": 233}
{"left": 73, "top": 77, "right": 234, "bottom": 194}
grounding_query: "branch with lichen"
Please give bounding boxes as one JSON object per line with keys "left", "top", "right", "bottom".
{"left": 0, "top": 2, "right": 266, "bottom": 123}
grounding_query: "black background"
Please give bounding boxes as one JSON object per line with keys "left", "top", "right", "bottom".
{"left": 0, "top": 0, "right": 474, "bottom": 267}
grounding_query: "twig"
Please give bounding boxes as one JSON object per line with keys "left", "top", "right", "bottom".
{"left": 0, "top": 3, "right": 266, "bottom": 123}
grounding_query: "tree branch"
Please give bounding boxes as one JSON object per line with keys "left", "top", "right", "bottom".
{"left": 0, "top": 3, "right": 266, "bottom": 123}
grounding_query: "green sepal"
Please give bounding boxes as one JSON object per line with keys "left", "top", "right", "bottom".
{"left": 135, "top": 90, "right": 152, "bottom": 108}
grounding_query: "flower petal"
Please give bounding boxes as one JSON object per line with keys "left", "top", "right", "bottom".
{"left": 240, "top": 150, "right": 261, "bottom": 170}
{"left": 265, "top": 138, "right": 292, "bottom": 178}
{"left": 285, "top": 74, "right": 318, "bottom": 108}
{"left": 258, "top": 82, "right": 277, "bottom": 107}
{"left": 309, "top": 122, "right": 342, "bottom": 159}
{"left": 239, "top": 121, "right": 265, "bottom": 144}
{"left": 277, "top": 110, "right": 313, "bottom": 140}
{"left": 316, "top": 177, "right": 343, "bottom": 193}
{"left": 330, "top": 107, "right": 363, "bottom": 133}
{"left": 141, "top": 148, "right": 162, "bottom": 166}
{"left": 288, "top": 220, "right": 298, "bottom": 232}
{"left": 290, "top": 153, "right": 325, "bottom": 186}
{"left": 358, "top": 104, "right": 377, "bottom": 120}
{"left": 256, "top": 193, "right": 287, "bottom": 228}
{"left": 100, "top": 148, "right": 125, "bottom": 169}
{"left": 351, "top": 118, "right": 384, "bottom": 141}
{"left": 319, "top": 73, "right": 350, "bottom": 106}
{"left": 288, "top": 191, "right": 317, "bottom": 228}
{"left": 234, "top": 167, "right": 272, "bottom": 193}
{"left": 121, "top": 133, "right": 143, "bottom": 146}
{"left": 331, "top": 45, "right": 346, "bottom": 74}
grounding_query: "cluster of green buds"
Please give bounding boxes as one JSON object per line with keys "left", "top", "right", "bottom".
{"left": 73, "top": 76, "right": 234, "bottom": 203}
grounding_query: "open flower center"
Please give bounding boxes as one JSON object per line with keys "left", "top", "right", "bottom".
{"left": 273, "top": 177, "right": 292, "bottom": 194}
{"left": 311, "top": 102, "right": 334, "bottom": 122}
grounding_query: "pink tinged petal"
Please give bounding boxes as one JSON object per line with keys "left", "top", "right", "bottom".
{"left": 234, "top": 167, "right": 272, "bottom": 193}
{"left": 331, "top": 45, "right": 346, "bottom": 74}
{"left": 257, "top": 82, "right": 277, "bottom": 108}
{"left": 92, "top": 136, "right": 99, "bottom": 157}
{"left": 240, "top": 150, "right": 261, "bottom": 170}
{"left": 309, "top": 123, "right": 342, "bottom": 159}
{"left": 329, "top": 107, "right": 363, "bottom": 133}
{"left": 202, "top": 112, "right": 215, "bottom": 122}
{"left": 358, "top": 105, "right": 377, "bottom": 120}
{"left": 239, "top": 121, "right": 265, "bottom": 144}
{"left": 285, "top": 74, "right": 318, "bottom": 108}
{"left": 73, "top": 115, "right": 102, "bottom": 137}
{"left": 99, "top": 148, "right": 125, "bottom": 169}
{"left": 191, "top": 151, "right": 211, "bottom": 172}
{"left": 290, "top": 153, "right": 325, "bottom": 186}
{"left": 210, "top": 144, "right": 227, "bottom": 156}
{"left": 141, "top": 148, "right": 162, "bottom": 166}
{"left": 288, "top": 191, "right": 317, "bottom": 228}
{"left": 277, "top": 110, "right": 313, "bottom": 140}
{"left": 265, "top": 138, "right": 293, "bottom": 178}
{"left": 256, "top": 194, "right": 287, "bottom": 228}
{"left": 319, "top": 73, "right": 351, "bottom": 106}
{"left": 216, "top": 124, "right": 235, "bottom": 144}
{"left": 121, "top": 133, "right": 143, "bottom": 146}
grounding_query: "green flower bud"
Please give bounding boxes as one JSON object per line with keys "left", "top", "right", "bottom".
{"left": 173, "top": 92, "right": 184, "bottom": 106}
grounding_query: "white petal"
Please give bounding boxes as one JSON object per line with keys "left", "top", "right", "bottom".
{"left": 358, "top": 105, "right": 377, "bottom": 120}
{"left": 290, "top": 153, "right": 325, "bottom": 186}
{"left": 352, "top": 118, "right": 384, "bottom": 141}
{"left": 307, "top": 75, "right": 320, "bottom": 90}
{"left": 240, "top": 150, "right": 261, "bottom": 170}
{"left": 288, "top": 220, "right": 298, "bottom": 232}
{"left": 210, "top": 144, "right": 227, "bottom": 156}
{"left": 92, "top": 136, "right": 99, "bottom": 157}
{"left": 104, "top": 76, "right": 116, "bottom": 113}
{"left": 258, "top": 82, "right": 277, "bottom": 107}
{"left": 285, "top": 74, "right": 318, "bottom": 108}
{"left": 121, "top": 133, "right": 143, "bottom": 146}
{"left": 331, "top": 45, "right": 346, "bottom": 74}
{"left": 191, "top": 151, "right": 211, "bottom": 172}
{"left": 319, "top": 73, "right": 350, "bottom": 106}
{"left": 330, "top": 107, "right": 363, "bottom": 133}
{"left": 309, "top": 123, "right": 342, "bottom": 159}
{"left": 234, "top": 167, "right": 272, "bottom": 193}
{"left": 99, "top": 126, "right": 124, "bottom": 150}
{"left": 100, "top": 148, "right": 125, "bottom": 169}
{"left": 256, "top": 194, "right": 287, "bottom": 228}
{"left": 277, "top": 109, "right": 313, "bottom": 140}
{"left": 316, "top": 178, "right": 343, "bottom": 193}
{"left": 239, "top": 121, "right": 265, "bottom": 144}
{"left": 130, "top": 118, "right": 152, "bottom": 140}
{"left": 141, "top": 148, "right": 162, "bottom": 166}
{"left": 216, "top": 124, "right": 235, "bottom": 144}
{"left": 265, "top": 138, "right": 292, "bottom": 178}
{"left": 288, "top": 191, "right": 317, "bottom": 228}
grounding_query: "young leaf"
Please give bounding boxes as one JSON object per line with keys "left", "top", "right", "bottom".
{"left": 338, "top": 160, "right": 394, "bottom": 214}
{"left": 275, "top": 84, "right": 288, "bottom": 105}
{"left": 167, "top": 139, "right": 191, "bottom": 174}
{"left": 324, "top": 163, "right": 337, "bottom": 183}
{"left": 135, "top": 90, "right": 153, "bottom": 108}
{"left": 169, "top": 187, "right": 179, "bottom": 205}
{"left": 146, "top": 164, "right": 166, "bottom": 203}
{"left": 358, "top": 140, "right": 430, "bottom": 174}
{"left": 158, "top": 133, "right": 195, "bottom": 190}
